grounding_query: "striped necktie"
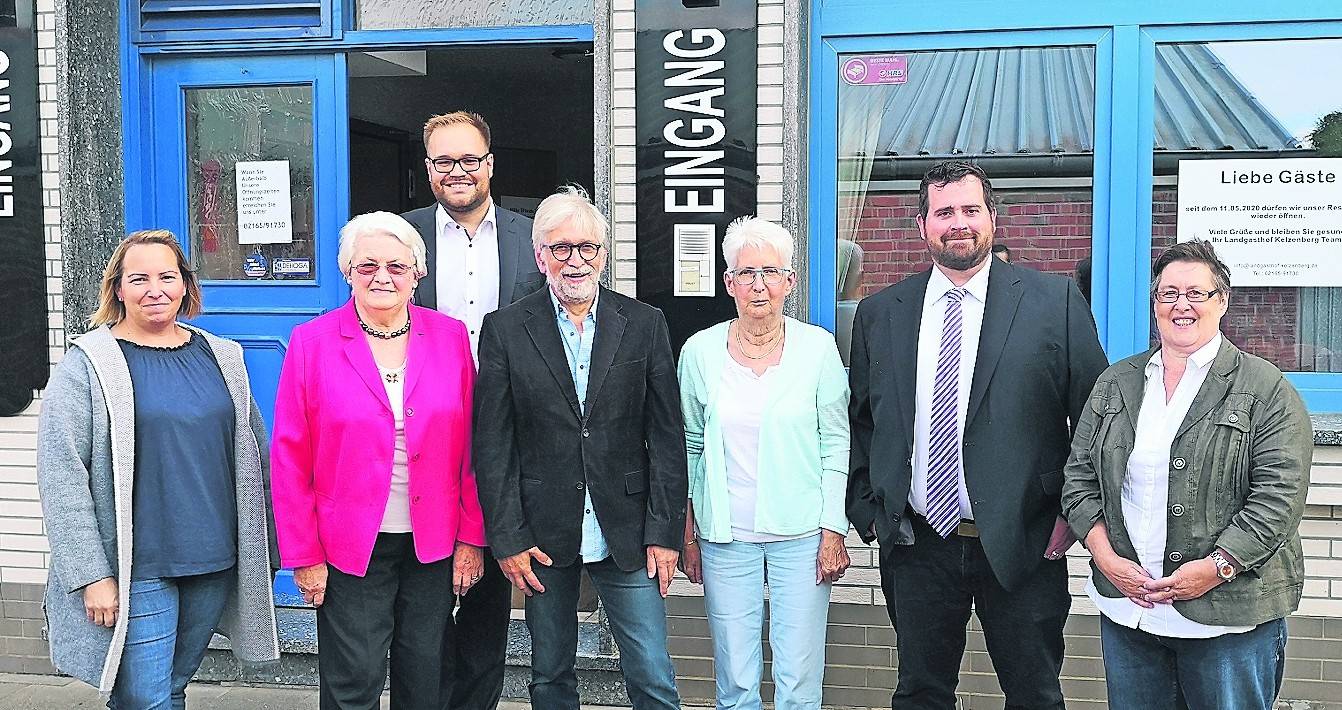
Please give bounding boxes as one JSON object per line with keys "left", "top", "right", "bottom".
{"left": 926, "top": 287, "right": 967, "bottom": 538}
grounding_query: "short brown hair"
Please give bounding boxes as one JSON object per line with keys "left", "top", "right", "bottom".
{"left": 919, "top": 160, "right": 996, "bottom": 220}
{"left": 1151, "top": 239, "right": 1232, "bottom": 300}
{"left": 89, "top": 230, "right": 202, "bottom": 327}
{"left": 422, "top": 111, "right": 491, "bottom": 152}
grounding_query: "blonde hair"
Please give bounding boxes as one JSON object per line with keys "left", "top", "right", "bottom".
{"left": 337, "top": 211, "right": 429, "bottom": 279}
{"left": 89, "top": 229, "right": 202, "bottom": 327}
{"left": 422, "top": 111, "right": 491, "bottom": 151}
{"left": 531, "top": 185, "right": 609, "bottom": 250}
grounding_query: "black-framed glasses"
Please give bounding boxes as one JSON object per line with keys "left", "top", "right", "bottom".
{"left": 427, "top": 153, "right": 492, "bottom": 174}
{"left": 352, "top": 261, "right": 414, "bottom": 277}
{"left": 542, "top": 242, "right": 603, "bottom": 262}
{"left": 728, "top": 267, "right": 793, "bottom": 286}
{"left": 1154, "top": 288, "right": 1221, "bottom": 303}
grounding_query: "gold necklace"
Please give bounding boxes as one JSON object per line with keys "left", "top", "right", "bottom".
{"left": 734, "top": 319, "right": 785, "bottom": 360}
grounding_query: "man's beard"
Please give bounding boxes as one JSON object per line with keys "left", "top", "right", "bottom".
{"left": 930, "top": 231, "right": 991, "bottom": 271}
{"left": 549, "top": 272, "right": 599, "bottom": 304}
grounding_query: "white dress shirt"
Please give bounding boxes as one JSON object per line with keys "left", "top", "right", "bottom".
{"left": 378, "top": 363, "right": 412, "bottom": 533}
{"left": 434, "top": 202, "right": 500, "bottom": 363}
{"left": 1086, "top": 332, "right": 1253, "bottom": 638}
{"left": 910, "top": 258, "right": 991, "bottom": 521}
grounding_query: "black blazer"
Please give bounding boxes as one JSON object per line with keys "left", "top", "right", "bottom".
{"left": 401, "top": 203, "right": 545, "bottom": 309}
{"left": 473, "top": 286, "right": 688, "bottom": 572}
{"left": 846, "top": 260, "right": 1108, "bottom": 591}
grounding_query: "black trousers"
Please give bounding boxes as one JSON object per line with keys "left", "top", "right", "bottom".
{"left": 881, "top": 515, "right": 1070, "bottom": 710}
{"left": 442, "top": 547, "right": 511, "bottom": 710}
{"left": 317, "top": 533, "right": 457, "bottom": 710}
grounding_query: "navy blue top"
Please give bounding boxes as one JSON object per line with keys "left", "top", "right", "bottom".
{"left": 119, "top": 333, "right": 237, "bottom": 580}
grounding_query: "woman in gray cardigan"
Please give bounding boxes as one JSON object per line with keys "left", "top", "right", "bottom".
{"left": 37, "top": 230, "right": 279, "bottom": 707}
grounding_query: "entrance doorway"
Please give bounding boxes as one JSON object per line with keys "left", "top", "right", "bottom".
{"left": 347, "top": 44, "right": 596, "bottom": 217}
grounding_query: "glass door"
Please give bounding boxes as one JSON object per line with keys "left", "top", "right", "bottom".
{"left": 138, "top": 54, "right": 348, "bottom": 424}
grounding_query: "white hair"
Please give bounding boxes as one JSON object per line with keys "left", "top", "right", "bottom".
{"left": 722, "top": 216, "right": 795, "bottom": 271}
{"left": 337, "top": 211, "right": 428, "bottom": 278}
{"left": 531, "top": 185, "right": 609, "bottom": 250}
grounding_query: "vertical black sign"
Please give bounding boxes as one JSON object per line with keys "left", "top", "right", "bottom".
{"left": 0, "top": 0, "right": 47, "bottom": 415}
{"left": 635, "top": 0, "right": 757, "bottom": 353}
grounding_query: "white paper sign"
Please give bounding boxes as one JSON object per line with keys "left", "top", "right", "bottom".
{"left": 235, "top": 160, "right": 293, "bottom": 245}
{"left": 1176, "top": 158, "right": 1342, "bottom": 287}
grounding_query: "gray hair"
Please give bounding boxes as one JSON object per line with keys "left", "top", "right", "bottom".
{"left": 532, "top": 185, "right": 609, "bottom": 250}
{"left": 722, "top": 216, "right": 795, "bottom": 271}
{"left": 337, "top": 211, "right": 428, "bottom": 279}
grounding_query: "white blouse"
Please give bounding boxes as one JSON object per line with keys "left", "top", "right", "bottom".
{"left": 378, "top": 363, "right": 412, "bottom": 533}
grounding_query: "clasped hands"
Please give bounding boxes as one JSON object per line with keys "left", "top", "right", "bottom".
{"left": 1094, "top": 552, "right": 1225, "bottom": 608}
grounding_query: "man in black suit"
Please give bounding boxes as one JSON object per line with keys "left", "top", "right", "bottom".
{"left": 401, "top": 111, "right": 544, "bottom": 710}
{"left": 473, "top": 186, "right": 686, "bottom": 710}
{"left": 847, "top": 161, "right": 1108, "bottom": 709}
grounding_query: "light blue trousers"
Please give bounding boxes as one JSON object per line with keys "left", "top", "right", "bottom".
{"left": 700, "top": 534, "right": 832, "bottom": 710}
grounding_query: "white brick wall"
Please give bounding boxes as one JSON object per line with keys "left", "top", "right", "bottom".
{"left": 0, "top": 0, "right": 63, "bottom": 587}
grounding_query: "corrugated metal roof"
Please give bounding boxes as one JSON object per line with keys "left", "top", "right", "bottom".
{"left": 839, "top": 44, "right": 1299, "bottom": 157}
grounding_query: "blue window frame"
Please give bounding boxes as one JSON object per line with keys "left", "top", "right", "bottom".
{"left": 810, "top": 0, "right": 1342, "bottom": 410}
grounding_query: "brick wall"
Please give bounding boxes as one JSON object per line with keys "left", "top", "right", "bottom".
{"left": 0, "top": 0, "right": 63, "bottom": 675}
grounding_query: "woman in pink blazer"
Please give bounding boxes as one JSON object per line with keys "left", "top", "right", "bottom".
{"left": 271, "top": 211, "right": 486, "bottom": 710}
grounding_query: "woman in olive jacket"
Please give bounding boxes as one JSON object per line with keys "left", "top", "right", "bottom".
{"left": 1061, "top": 240, "right": 1311, "bottom": 710}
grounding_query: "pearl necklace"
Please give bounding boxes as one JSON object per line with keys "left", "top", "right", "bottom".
{"left": 358, "top": 310, "right": 411, "bottom": 339}
{"left": 734, "top": 319, "right": 785, "bottom": 360}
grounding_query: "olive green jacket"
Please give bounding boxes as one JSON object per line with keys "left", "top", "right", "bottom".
{"left": 1061, "top": 337, "right": 1312, "bottom": 627}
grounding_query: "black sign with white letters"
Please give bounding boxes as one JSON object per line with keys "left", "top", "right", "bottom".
{"left": 635, "top": 0, "right": 757, "bottom": 353}
{"left": 0, "top": 0, "right": 48, "bottom": 415}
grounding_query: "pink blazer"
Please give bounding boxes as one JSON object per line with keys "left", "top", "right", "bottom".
{"left": 270, "top": 301, "right": 486, "bottom": 576}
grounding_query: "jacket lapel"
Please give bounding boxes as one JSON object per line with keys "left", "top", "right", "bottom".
{"left": 581, "top": 289, "right": 628, "bottom": 419}
{"left": 1176, "top": 338, "right": 1239, "bottom": 439}
{"left": 524, "top": 295, "right": 583, "bottom": 420}
{"left": 1115, "top": 350, "right": 1151, "bottom": 432}
{"left": 891, "top": 272, "right": 929, "bottom": 439}
{"left": 497, "top": 207, "right": 524, "bottom": 306}
{"left": 339, "top": 303, "right": 393, "bottom": 413}
{"left": 965, "top": 263, "right": 1023, "bottom": 427}
{"left": 401, "top": 305, "right": 429, "bottom": 403}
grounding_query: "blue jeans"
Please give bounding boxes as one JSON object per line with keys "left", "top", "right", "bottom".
{"left": 1100, "top": 615, "right": 1288, "bottom": 710}
{"left": 108, "top": 569, "right": 233, "bottom": 710}
{"left": 526, "top": 556, "right": 680, "bottom": 710}
{"left": 700, "top": 535, "right": 831, "bottom": 710}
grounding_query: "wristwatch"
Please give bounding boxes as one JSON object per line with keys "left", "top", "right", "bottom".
{"left": 1210, "top": 549, "right": 1237, "bottom": 581}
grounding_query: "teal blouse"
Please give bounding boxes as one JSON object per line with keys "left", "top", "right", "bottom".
{"left": 678, "top": 317, "right": 851, "bottom": 542}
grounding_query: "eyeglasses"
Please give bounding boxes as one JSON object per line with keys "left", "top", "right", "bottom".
{"left": 728, "top": 267, "right": 793, "bottom": 286}
{"left": 542, "top": 242, "right": 603, "bottom": 262}
{"left": 352, "top": 261, "right": 414, "bottom": 277}
{"left": 1154, "top": 288, "right": 1221, "bottom": 303}
{"left": 427, "top": 153, "right": 491, "bottom": 174}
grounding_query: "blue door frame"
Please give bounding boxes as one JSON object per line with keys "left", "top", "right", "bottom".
{"left": 810, "top": 0, "right": 1342, "bottom": 410}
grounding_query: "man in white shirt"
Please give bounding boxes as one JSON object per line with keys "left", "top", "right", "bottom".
{"left": 847, "top": 161, "right": 1109, "bottom": 709}
{"left": 401, "top": 111, "right": 544, "bottom": 710}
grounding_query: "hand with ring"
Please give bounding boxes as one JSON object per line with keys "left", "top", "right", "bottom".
{"left": 453, "top": 542, "right": 485, "bottom": 596}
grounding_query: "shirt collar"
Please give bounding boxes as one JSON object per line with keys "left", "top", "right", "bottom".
{"left": 926, "top": 254, "right": 992, "bottom": 305}
{"left": 435, "top": 201, "right": 497, "bottom": 235}
{"left": 550, "top": 286, "right": 600, "bottom": 323}
{"left": 1147, "top": 331, "right": 1223, "bottom": 375}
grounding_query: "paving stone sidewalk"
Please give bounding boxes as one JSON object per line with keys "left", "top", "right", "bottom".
{"left": 0, "top": 673, "right": 621, "bottom": 709}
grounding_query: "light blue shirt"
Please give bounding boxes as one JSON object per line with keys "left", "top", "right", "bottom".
{"left": 551, "top": 289, "right": 610, "bottom": 563}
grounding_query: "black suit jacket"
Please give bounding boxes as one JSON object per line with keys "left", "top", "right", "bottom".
{"left": 846, "top": 260, "right": 1108, "bottom": 591}
{"left": 472, "top": 286, "right": 688, "bottom": 572}
{"left": 401, "top": 203, "right": 545, "bottom": 309}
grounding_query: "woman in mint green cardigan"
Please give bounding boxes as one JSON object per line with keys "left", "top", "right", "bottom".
{"left": 677, "top": 217, "right": 851, "bottom": 710}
